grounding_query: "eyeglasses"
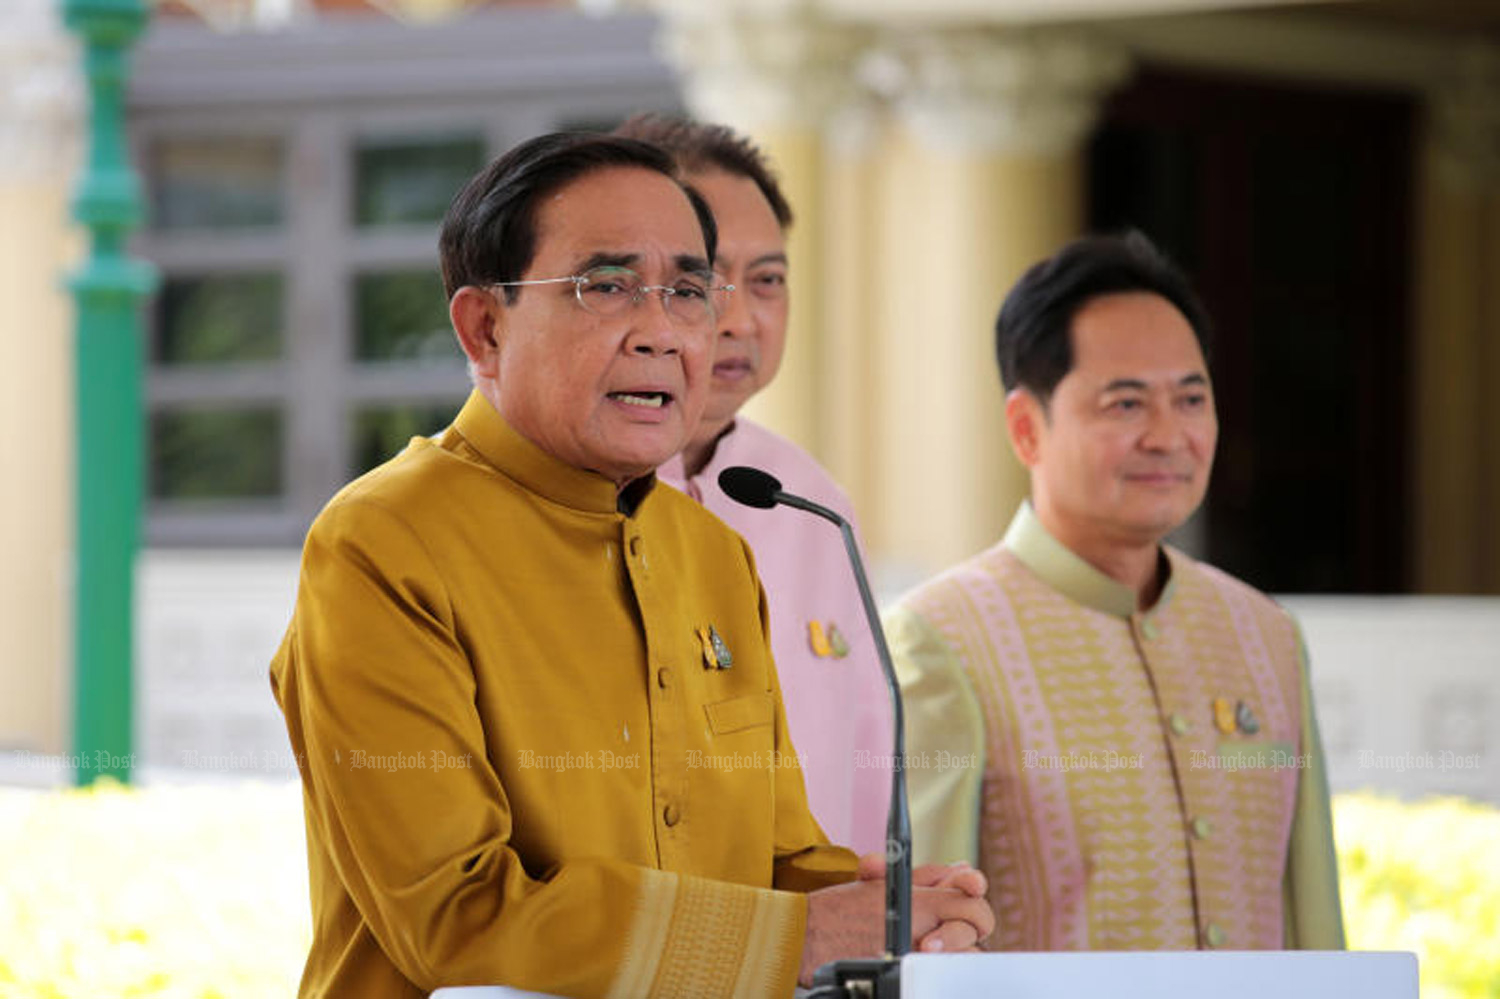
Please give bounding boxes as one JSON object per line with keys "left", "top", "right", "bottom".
{"left": 491, "top": 265, "right": 735, "bottom": 326}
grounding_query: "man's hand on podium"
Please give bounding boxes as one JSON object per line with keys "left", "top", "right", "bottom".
{"left": 797, "top": 857, "right": 994, "bottom": 986}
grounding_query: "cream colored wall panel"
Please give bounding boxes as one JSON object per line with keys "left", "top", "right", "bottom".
{"left": 873, "top": 135, "right": 1084, "bottom": 584}
{"left": 820, "top": 115, "right": 885, "bottom": 535}
{"left": 741, "top": 128, "right": 825, "bottom": 454}
{"left": 0, "top": 183, "right": 77, "bottom": 758}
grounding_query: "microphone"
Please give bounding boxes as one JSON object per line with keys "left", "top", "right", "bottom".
{"left": 718, "top": 465, "right": 912, "bottom": 984}
{"left": 717, "top": 466, "right": 781, "bottom": 509}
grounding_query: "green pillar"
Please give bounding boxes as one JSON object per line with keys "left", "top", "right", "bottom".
{"left": 64, "top": 0, "right": 157, "bottom": 786}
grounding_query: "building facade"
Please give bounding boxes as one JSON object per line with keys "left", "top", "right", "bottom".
{"left": 1, "top": 0, "right": 1496, "bottom": 795}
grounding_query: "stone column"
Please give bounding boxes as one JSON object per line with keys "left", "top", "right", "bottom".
{"left": 871, "top": 27, "right": 1128, "bottom": 581}
{"left": 820, "top": 100, "right": 888, "bottom": 531}
{"left": 1414, "top": 43, "right": 1500, "bottom": 594}
{"left": 0, "top": 0, "right": 84, "bottom": 764}
{"left": 655, "top": 7, "right": 873, "bottom": 462}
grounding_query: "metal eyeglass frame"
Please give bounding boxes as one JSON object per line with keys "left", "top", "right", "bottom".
{"left": 489, "top": 265, "right": 735, "bottom": 324}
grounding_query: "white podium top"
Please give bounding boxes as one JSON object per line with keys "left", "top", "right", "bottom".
{"left": 430, "top": 950, "right": 1417, "bottom": 999}
{"left": 900, "top": 950, "right": 1417, "bottom": 999}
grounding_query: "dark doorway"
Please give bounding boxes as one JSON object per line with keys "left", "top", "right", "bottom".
{"left": 1090, "top": 67, "right": 1415, "bottom": 593}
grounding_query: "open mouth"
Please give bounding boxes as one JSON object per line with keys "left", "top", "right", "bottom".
{"left": 608, "top": 391, "right": 671, "bottom": 409}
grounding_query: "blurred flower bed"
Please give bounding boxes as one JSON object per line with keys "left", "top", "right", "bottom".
{"left": 1336, "top": 792, "right": 1500, "bottom": 998}
{"left": 0, "top": 784, "right": 1496, "bottom": 998}
{"left": 0, "top": 780, "right": 308, "bottom": 999}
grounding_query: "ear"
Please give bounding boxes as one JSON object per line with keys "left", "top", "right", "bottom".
{"left": 450, "top": 285, "right": 503, "bottom": 379}
{"left": 1005, "top": 388, "right": 1045, "bottom": 468}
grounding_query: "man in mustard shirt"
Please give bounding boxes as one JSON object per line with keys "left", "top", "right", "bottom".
{"left": 271, "top": 133, "right": 992, "bottom": 999}
{"left": 887, "top": 232, "right": 1344, "bottom": 952}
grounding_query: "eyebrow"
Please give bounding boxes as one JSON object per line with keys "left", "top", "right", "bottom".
{"left": 1101, "top": 373, "right": 1210, "bottom": 392}
{"left": 747, "top": 252, "right": 789, "bottom": 269}
{"left": 676, "top": 253, "right": 712, "bottom": 276}
{"left": 577, "top": 251, "right": 639, "bottom": 272}
{"left": 574, "top": 251, "right": 712, "bottom": 277}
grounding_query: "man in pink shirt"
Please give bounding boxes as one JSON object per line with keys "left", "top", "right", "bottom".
{"left": 616, "top": 114, "right": 892, "bottom": 855}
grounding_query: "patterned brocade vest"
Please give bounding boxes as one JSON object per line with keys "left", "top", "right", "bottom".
{"left": 906, "top": 516, "right": 1307, "bottom": 952}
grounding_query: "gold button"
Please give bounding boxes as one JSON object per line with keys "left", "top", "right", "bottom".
{"left": 656, "top": 666, "right": 672, "bottom": 689}
{"left": 663, "top": 804, "right": 680, "bottom": 827}
{"left": 1141, "top": 619, "right": 1159, "bottom": 641}
{"left": 1191, "top": 816, "right": 1212, "bottom": 840}
{"left": 1205, "top": 923, "right": 1226, "bottom": 948}
{"left": 1169, "top": 713, "right": 1190, "bottom": 736}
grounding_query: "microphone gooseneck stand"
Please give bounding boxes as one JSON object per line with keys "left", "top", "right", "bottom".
{"left": 718, "top": 466, "right": 909, "bottom": 999}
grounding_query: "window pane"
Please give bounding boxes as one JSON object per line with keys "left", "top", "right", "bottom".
{"left": 353, "top": 269, "right": 460, "bottom": 362}
{"left": 355, "top": 136, "right": 485, "bottom": 226}
{"left": 151, "top": 136, "right": 283, "bottom": 230}
{"left": 351, "top": 402, "right": 463, "bottom": 475}
{"left": 151, "top": 407, "right": 283, "bottom": 500}
{"left": 156, "top": 274, "right": 283, "bottom": 365}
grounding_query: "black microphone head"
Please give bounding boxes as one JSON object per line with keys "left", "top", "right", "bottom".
{"left": 718, "top": 466, "right": 783, "bottom": 509}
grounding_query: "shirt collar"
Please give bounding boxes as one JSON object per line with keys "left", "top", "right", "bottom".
{"left": 446, "top": 390, "right": 654, "bottom": 516}
{"left": 1002, "top": 501, "right": 1176, "bottom": 618}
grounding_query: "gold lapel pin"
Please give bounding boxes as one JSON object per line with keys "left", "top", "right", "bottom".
{"left": 808, "top": 620, "right": 832, "bottom": 658}
{"left": 1212, "top": 696, "right": 1237, "bottom": 735}
{"left": 697, "top": 625, "right": 719, "bottom": 669}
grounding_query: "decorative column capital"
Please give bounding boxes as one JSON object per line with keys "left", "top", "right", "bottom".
{"left": 886, "top": 27, "right": 1131, "bottom": 158}
{"left": 654, "top": 7, "right": 874, "bottom": 134}
{"left": 0, "top": 0, "right": 85, "bottom": 183}
{"left": 1427, "top": 42, "right": 1500, "bottom": 190}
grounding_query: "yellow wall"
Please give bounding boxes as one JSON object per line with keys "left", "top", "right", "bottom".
{"left": 741, "top": 128, "right": 825, "bottom": 453}
{"left": 0, "top": 179, "right": 76, "bottom": 754}
{"left": 865, "top": 132, "right": 1084, "bottom": 577}
{"left": 819, "top": 117, "right": 884, "bottom": 525}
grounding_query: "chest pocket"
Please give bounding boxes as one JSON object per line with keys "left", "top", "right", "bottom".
{"left": 704, "top": 691, "right": 774, "bottom": 735}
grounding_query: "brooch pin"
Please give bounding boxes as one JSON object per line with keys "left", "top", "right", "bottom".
{"left": 1234, "top": 700, "right": 1260, "bottom": 735}
{"left": 699, "top": 624, "right": 733, "bottom": 670}
{"left": 1213, "top": 696, "right": 1262, "bottom": 735}
{"left": 808, "top": 620, "right": 850, "bottom": 660}
{"left": 809, "top": 621, "right": 832, "bottom": 658}
{"left": 1212, "top": 697, "right": 1237, "bottom": 735}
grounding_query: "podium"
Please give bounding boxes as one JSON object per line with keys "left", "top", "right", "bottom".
{"left": 899, "top": 951, "right": 1416, "bottom": 998}
{"left": 431, "top": 950, "right": 1417, "bottom": 999}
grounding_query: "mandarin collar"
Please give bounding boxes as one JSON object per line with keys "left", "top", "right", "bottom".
{"left": 1002, "top": 501, "right": 1178, "bottom": 618}
{"left": 449, "top": 390, "right": 655, "bottom": 516}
